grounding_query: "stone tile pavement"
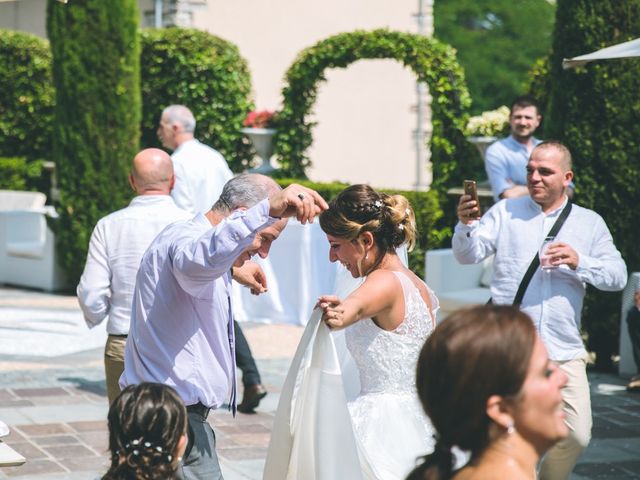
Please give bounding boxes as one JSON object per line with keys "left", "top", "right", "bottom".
{"left": 1, "top": 286, "right": 639, "bottom": 479}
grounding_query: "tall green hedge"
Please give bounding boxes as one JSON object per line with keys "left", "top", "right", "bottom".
{"left": 276, "top": 179, "right": 447, "bottom": 278}
{"left": 273, "top": 29, "right": 478, "bottom": 193}
{"left": 140, "top": 28, "right": 253, "bottom": 172}
{"left": 544, "top": 0, "right": 640, "bottom": 369}
{"left": 0, "top": 29, "right": 54, "bottom": 160}
{"left": 0, "top": 157, "right": 45, "bottom": 191}
{"left": 47, "top": 0, "right": 141, "bottom": 284}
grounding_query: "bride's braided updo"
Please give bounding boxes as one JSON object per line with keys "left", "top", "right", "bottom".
{"left": 319, "top": 184, "right": 417, "bottom": 254}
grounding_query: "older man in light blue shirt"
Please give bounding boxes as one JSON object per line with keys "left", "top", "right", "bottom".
{"left": 454, "top": 141, "right": 626, "bottom": 480}
{"left": 121, "top": 174, "right": 328, "bottom": 480}
{"left": 77, "top": 148, "right": 191, "bottom": 405}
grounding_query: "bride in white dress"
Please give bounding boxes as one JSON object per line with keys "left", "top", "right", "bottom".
{"left": 264, "top": 185, "right": 437, "bottom": 480}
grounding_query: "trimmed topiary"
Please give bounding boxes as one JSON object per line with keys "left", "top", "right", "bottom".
{"left": 0, "top": 29, "right": 54, "bottom": 161}
{"left": 47, "top": 0, "right": 141, "bottom": 285}
{"left": 139, "top": 28, "right": 253, "bottom": 172}
{"left": 273, "top": 29, "right": 477, "bottom": 194}
{"left": 544, "top": 0, "right": 640, "bottom": 369}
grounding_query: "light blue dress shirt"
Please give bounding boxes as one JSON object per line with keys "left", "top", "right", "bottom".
{"left": 452, "top": 196, "right": 627, "bottom": 361}
{"left": 121, "top": 199, "right": 276, "bottom": 408}
{"left": 485, "top": 135, "right": 541, "bottom": 201}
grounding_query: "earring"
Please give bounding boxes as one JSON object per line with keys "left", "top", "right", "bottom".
{"left": 365, "top": 253, "right": 368, "bottom": 260}
{"left": 506, "top": 421, "right": 515, "bottom": 435}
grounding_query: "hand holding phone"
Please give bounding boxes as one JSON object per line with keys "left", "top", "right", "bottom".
{"left": 461, "top": 180, "right": 481, "bottom": 221}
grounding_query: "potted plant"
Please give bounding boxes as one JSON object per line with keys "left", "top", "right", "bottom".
{"left": 464, "top": 105, "right": 510, "bottom": 159}
{"left": 241, "top": 110, "right": 277, "bottom": 174}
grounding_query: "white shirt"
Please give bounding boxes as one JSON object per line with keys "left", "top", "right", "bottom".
{"left": 171, "top": 139, "right": 234, "bottom": 214}
{"left": 452, "top": 196, "right": 627, "bottom": 361}
{"left": 121, "top": 200, "right": 277, "bottom": 408}
{"left": 77, "top": 195, "right": 191, "bottom": 335}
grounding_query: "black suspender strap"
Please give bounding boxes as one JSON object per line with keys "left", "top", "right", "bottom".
{"left": 512, "top": 202, "right": 573, "bottom": 306}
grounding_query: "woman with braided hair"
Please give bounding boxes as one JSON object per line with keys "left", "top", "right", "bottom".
{"left": 265, "top": 184, "right": 439, "bottom": 480}
{"left": 315, "top": 184, "right": 438, "bottom": 478}
{"left": 407, "top": 305, "right": 568, "bottom": 480}
{"left": 102, "top": 383, "right": 187, "bottom": 480}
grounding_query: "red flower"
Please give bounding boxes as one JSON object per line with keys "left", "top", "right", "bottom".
{"left": 243, "top": 110, "right": 276, "bottom": 128}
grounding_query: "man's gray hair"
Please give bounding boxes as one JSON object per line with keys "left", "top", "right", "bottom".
{"left": 162, "top": 105, "right": 196, "bottom": 133}
{"left": 213, "top": 174, "right": 281, "bottom": 213}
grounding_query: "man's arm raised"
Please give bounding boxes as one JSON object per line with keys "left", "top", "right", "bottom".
{"left": 268, "top": 184, "right": 328, "bottom": 224}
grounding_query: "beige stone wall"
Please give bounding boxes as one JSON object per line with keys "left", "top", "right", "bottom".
{"left": 192, "top": 0, "right": 434, "bottom": 191}
{"left": 0, "top": 0, "right": 47, "bottom": 38}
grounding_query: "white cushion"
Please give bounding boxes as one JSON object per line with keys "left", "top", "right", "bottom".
{"left": 0, "top": 190, "right": 46, "bottom": 211}
{"left": 7, "top": 241, "right": 45, "bottom": 259}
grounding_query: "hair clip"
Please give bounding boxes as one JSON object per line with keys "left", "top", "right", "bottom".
{"left": 398, "top": 224, "right": 405, "bottom": 230}
{"left": 131, "top": 439, "right": 140, "bottom": 446}
{"left": 405, "top": 208, "right": 411, "bottom": 216}
{"left": 132, "top": 449, "right": 140, "bottom": 456}
{"left": 155, "top": 446, "right": 163, "bottom": 453}
{"left": 374, "top": 200, "right": 382, "bottom": 208}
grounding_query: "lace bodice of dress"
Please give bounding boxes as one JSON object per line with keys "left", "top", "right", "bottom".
{"left": 345, "top": 271, "right": 437, "bottom": 395}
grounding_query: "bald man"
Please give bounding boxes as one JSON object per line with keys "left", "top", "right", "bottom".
{"left": 77, "top": 148, "right": 192, "bottom": 404}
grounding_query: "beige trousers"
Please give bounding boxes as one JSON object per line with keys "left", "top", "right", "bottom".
{"left": 538, "top": 355, "right": 592, "bottom": 480}
{"left": 104, "top": 335, "right": 127, "bottom": 405}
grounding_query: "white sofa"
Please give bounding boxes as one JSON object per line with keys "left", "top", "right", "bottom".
{"left": 425, "top": 248, "right": 493, "bottom": 321}
{"left": 0, "top": 190, "right": 67, "bottom": 291}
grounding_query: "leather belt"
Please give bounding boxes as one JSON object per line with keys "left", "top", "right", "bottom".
{"left": 186, "top": 402, "right": 211, "bottom": 420}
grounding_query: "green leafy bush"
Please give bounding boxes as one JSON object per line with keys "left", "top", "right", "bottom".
{"left": 542, "top": 0, "right": 640, "bottom": 369}
{"left": 140, "top": 28, "right": 253, "bottom": 172}
{"left": 0, "top": 29, "right": 54, "bottom": 160}
{"left": 276, "top": 179, "right": 447, "bottom": 278}
{"left": 0, "top": 157, "right": 45, "bottom": 191}
{"left": 47, "top": 0, "right": 141, "bottom": 284}
{"left": 273, "top": 29, "right": 478, "bottom": 195}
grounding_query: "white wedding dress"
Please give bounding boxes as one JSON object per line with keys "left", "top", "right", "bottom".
{"left": 345, "top": 271, "right": 437, "bottom": 478}
{"left": 264, "top": 269, "right": 437, "bottom": 480}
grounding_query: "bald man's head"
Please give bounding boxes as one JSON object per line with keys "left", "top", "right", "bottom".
{"left": 129, "top": 148, "right": 175, "bottom": 195}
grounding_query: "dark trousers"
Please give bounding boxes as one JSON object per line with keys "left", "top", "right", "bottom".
{"left": 628, "top": 307, "right": 640, "bottom": 373}
{"left": 234, "top": 320, "right": 261, "bottom": 388}
{"left": 178, "top": 408, "right": 223, "bottom": 480}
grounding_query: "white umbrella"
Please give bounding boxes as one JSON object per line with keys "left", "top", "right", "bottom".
{"left": 562, "top": 37, "right": 640, "bottom": 69}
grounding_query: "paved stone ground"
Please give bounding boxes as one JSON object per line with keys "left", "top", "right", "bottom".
{"left": 1, "top": 286, "right": 639, "bottom": 479}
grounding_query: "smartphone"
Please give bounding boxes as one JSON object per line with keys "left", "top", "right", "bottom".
{"left": 463, "top": 180, "right": 481, "bottom": 216}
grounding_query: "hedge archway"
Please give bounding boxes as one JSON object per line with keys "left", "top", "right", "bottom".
{"left": 273, "top": 29, "right": 472, "bottom": 190}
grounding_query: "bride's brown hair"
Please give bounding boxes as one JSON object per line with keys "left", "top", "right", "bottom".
{"left": 407, "top": 305, "right": 536, "bottom": 480}
{"left": 319, "top": 184, "right": 417, "bottom": 254}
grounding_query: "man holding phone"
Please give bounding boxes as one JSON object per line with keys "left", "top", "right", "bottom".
{"left": 453, "top": 141, "right": 627, "bottom": 480}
